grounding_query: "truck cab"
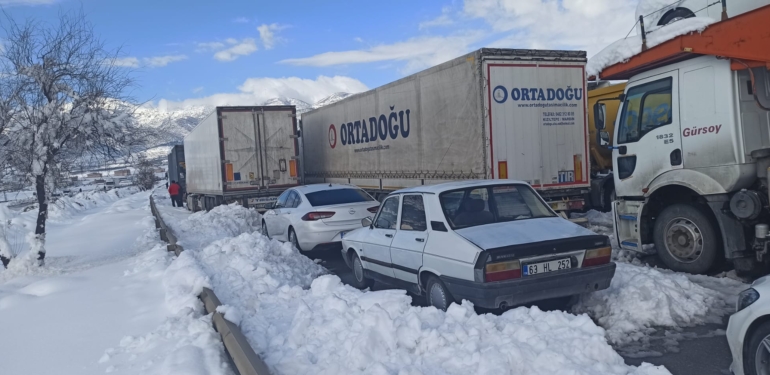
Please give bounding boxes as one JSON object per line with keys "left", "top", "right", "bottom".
{"left": 593, "top": 6, "right": 770, "bottom": 274}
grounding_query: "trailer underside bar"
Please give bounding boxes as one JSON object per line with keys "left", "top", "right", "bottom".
{"left": 598, "top": 4, "right": 770, "bottom": 80}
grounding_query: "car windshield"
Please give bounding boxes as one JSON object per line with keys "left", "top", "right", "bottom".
{"left": 304, "top": 188, "right": 374, "bottom": 207}
{"left": 439, "top": 184, "right": 555, "bottom": 229}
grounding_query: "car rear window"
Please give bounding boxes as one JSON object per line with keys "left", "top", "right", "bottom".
{"left": 439, "top": 184, "right": 555, "bottom": 229}
{"left": 305, "top": 188, "right": 374, "bottom": 207}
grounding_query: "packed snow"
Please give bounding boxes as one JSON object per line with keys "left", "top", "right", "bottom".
{"left": 586, "top": 17, "right": 715, "bottom": 78}
{"left": 157, "top": 201, "right": 670, "bottom": 374}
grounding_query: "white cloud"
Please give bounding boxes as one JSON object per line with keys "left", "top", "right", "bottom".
{"left": 257, "top": 23, "right": 286, "bottom": 49}
{"left": 213, "top": 38, "right": 258, "bottom": 61}
{"left": 419, "top": 7, "right": 455, "bottom": 29}
{"left": 192, "top": 87, "right": 204, "bottom": 93}
{"left": 112, "top": 57, "right": 140, "bottom": 68}
{"left": 463, "top": 0, "right": 638, "bottom": 57}
{"left": 232, "top": 17, "right": 250, "bottom": 23}
{"left": 110, "top": 55, "right": 186, "bottom": 68}
{"left": 145, "top": 54, "right": 187, "bottom": 67}
{"left": 196, "top": 41, "right": 225, "bottom": 52}
{"left": 280, "top": 32, "right": 484, "bottom": 73}
{"left": 354, "top": 37, "right": 363, "bottom": 43}
{"left": 157, "top": 75, "right": 368, "bottom": 110}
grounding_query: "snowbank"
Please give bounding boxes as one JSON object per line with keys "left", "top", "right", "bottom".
{"left": 161, "top": 207, "right": 668, "bottom": 375}
{"left": 48, "top": 186, "right": 140, "bottom": 221}
{"left": 587, "top": 17, "right": 715, "bottom": 77}
{"left": 169, "top": 203, "right": 261, "bottom": 251}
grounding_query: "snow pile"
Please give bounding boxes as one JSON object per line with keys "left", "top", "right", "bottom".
{"left": 167, "top": 203, "right": 261, "bottom": 251}
{"left": 48, "top": 186, "right": 140, "bottom": 221}
{"left": 587, "top": 17, "right": 715, "bottom": 77}
{"left": 161, "top": 222, "right": 668, "bottom": 374}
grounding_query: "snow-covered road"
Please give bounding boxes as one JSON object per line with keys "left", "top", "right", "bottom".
{"left": 0, "top": 189, "right": 223, "bottom": 375}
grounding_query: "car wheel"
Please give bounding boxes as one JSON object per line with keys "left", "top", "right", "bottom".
{"left": 744, "top": 321, "right": 770, "bottom": 375}
{"left": 653, "top": 203, "right": 719, "bottom": 274}
{"left": 350, "top": 254, "right": 374, "bottom": 290}
{"left": 426, "top": 276, "right": 454, "bottom": 311}
{"left": 289, "top": 228, "right": 302, "bottom": 251}
{"left": 659, "top": 8, "right": 695, "bottom": 26}
{"left": 262, "top": 221, "right": 270, "bottom": 239}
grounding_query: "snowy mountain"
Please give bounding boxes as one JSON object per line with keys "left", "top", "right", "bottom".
{"left": 134, "top": 93, "right": 352, "bottom": 160}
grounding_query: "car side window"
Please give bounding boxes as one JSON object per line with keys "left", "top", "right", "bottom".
{"left": 375, "top": 196, "right": 399, "bottom": 230}
{"left": 275, "top": 191, "right": 290, "bottom": 208}
{"left": 400, "top": 195, "right": 427, "bottom": 231}
{"left": 286, "top": 191, "right": 300, "bottom": 208}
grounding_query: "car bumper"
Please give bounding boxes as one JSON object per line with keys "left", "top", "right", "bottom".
{"left": 727, "top": 306, "right": 755, "bottom": 375}
{"left": 440, "top": 262, "right": 616, "bottom": 310}
{"left": 297, "top": 225, "right": 360, "bottom": 251}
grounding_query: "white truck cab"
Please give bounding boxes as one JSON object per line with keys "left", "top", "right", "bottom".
{"left": 594, "top": 35, "right": 770, "bottom": 274}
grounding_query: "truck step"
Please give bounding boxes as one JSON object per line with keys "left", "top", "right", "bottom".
{"left": 620, "top": 240, "right": 639, "bottom": 248}
{"left": 618, "top": 214, "right": 637, "bottom": 221}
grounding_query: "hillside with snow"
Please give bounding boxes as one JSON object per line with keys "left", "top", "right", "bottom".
{"left": 136, "top": 92, "right": 351, "bottom": 160}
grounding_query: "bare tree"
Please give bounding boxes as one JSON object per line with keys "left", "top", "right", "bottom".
{"left": 135, "top": 155, "right": 156, "bottom": 191}
{"left": 0, "top": 10, "right": 146, "bottom": 266}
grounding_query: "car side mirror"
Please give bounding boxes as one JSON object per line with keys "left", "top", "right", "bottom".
{"left": 361, "top": 217, "right": 373, "bottom": 228}
{"left": 599, "top": 131, "right": 610, "bottom": 147}
{"left": 593, "top": 102, "right": 606, "bottom": 130}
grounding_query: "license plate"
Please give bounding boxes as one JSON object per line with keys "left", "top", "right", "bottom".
{"left": 523, "top": 258, "right": 571, "bottom": 276}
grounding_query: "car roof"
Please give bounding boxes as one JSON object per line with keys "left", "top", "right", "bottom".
{"left": 392, "top": 179, "right": 529, "bottom": 195}
{"left": 293, "top": 183, "right": 362, "bottom": 194}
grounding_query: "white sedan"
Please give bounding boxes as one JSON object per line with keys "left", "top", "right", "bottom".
{"left": 261, "top": 184, "right": 380, "bottom": 252}
{"left": 636, "top": 0, "right": 769, "bottom": 33}
{"left": 340, "top": 180, "right": 616, "bottom": 311}
{"left": 727, "top": 277, "right": 770, "bottom": 375}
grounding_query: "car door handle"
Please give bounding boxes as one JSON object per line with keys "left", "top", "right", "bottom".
{"left": 415, "top": 238, "right": 425, "bottom": 242}
{"left": 385, "top": 234, "right": 393, "bottom": 238}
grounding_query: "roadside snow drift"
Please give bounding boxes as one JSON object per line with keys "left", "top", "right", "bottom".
{"left": 162, "top": 206, "right": 670, "bottom": 375}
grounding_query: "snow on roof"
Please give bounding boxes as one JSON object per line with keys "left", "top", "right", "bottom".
{"left": 586, "top": 17, "right": 715, "bottom": 78}
{"left": 393, "top": 179, "right": 529, "bottom": 194}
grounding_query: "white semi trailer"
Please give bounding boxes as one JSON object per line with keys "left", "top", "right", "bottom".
{"left": 301, "top": 48, "right": 591, "bottom": 213}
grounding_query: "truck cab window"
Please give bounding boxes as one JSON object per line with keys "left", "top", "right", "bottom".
{"left": 375, "top": 196, "right": 399, "bottom": 230}
{"left": 618, "top": 78, "right": 673, "bottom": 144}
{"left": 400, "top": 195, "right": 427, "bottom": 231}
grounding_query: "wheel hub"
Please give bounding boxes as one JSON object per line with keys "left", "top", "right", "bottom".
{"left": 664, "top": 217, "right": 703, "bottom": 263}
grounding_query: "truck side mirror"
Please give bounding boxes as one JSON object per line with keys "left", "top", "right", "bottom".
{"left": 593, "top": 102, "right": 607, "bottom": 130}
{"left": 361, "top": 217, "right": 373, "bottom": 227}
{"left": 599, "top": 131, "right": 610, "bottom": 147}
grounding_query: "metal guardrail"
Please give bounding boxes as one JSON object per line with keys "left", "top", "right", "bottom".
{"left": 149, "top": 196, "right": 270, "bottom": 375}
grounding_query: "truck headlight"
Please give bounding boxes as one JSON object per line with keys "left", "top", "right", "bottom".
{"left": 737, "top": 288, "right": 760, "bottom": 313}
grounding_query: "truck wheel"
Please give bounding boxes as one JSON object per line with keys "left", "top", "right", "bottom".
{"left": 350, "top": 254, "right": 374, "bottom": 290}
{"left": 261, "top": 221, "right": 270, "bottom": 239}
{"left": 426, "top": 276, "right": 454, "bottom": 311}
{"left": 289, "top": 228, "right": 303, "bottom": 251}
{"left": 659, "top": 8, "right": 695, "bottom": 25}
{"left": 654, "top": 203, "right": 719, "bottom": 274}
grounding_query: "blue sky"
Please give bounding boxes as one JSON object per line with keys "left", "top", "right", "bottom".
{"left": 3, "top": 0, "right": 640, "bottom": 109}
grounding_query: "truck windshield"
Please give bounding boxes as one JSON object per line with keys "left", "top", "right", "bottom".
{"left": 439, "top": 184, "right": 555, "bottom": 229}
{"left": 305, "top": 188, "right": 374, "bottom": 207}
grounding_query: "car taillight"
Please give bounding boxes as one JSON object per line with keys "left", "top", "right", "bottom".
{"left": 301, "top": 211, "right": 335, "bottom": 221}
{"left": 367, "top": 206, "right": 379, "bottom": 213}
{"left": 583, "top": 247, "right": 612, "bottom": 267}
{"left": 485, "top": 260, "right": 521, "bottom": 282}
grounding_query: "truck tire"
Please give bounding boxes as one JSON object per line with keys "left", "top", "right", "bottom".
{"left": 426, "top": 276, "right": 455, "bottom": 311}
{"left": 350, "top": 254, "right": 374, "bottom": 290}
{"left": 654, "top": 203, "right": 719, "bottom": 274}
{"left": 659, "top": 8, "right": 695, "bottom": 25}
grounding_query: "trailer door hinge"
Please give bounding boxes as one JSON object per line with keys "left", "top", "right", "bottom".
{"left": 289, "top": 135, "right": 299, "bottom": 139}
{"left": 219, "top": 115, "right": 227, "bottom": 120}
{"left": 220, "top": 137, "right": 228, "bottom": 142}
{"left": 288, "top": 114, "right": 296, "bottom": 118}
{"left": 222, "top": 160, "right": 231, "bottom": 164}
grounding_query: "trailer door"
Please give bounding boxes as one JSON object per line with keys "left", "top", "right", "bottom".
{"left": 486, "top": 62, "right": 589, "bottom": 190}
{"left": 221, "top": 110, "right": 264, "bottom": 191}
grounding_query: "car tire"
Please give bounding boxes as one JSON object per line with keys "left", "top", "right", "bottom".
{"left": 289, "top": 228, "right": 303, "bottom": 251}
{"left": 653, "top": 203, "right": 719, "bottom": 274}
{"left": 659, "top": 8, "right": 695, "bottom": 26}
{"left": 744, "top": 321, "right": 770, "bottom": 375}
{"left": 349, "top": 254, "right": 374, "bottom": 290}
{"left": 426, "top": 276, "right": 454, "bottom": 311}
{"left": 262, "top": 221, "right": 270, "bottom": 239}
